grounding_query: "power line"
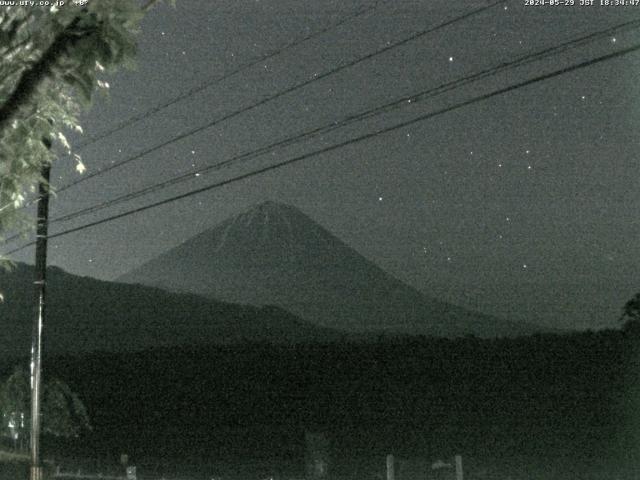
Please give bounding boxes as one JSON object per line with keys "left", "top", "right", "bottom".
{"left": 2, "top": 0, "right": 502, "bottom": 223}
{"left": 37, "top": 18, "right": 640, "bottom": 227}
{"left": 9, "top": 0, "right": 625, "bottom": 228}
{"left": 2, "top": 1, "right": 384, "bottom": 219}
{"left": 53, "top": 0, "right": 505, "bottom": 194}
{"left": 2, "top": 23, "right": 636, "bottom": 246}
{"left": 73, "top": 0, "right": 383, "bottom": 151}
{"left": 5, "top": 40, "right": 639, "bottom": 257}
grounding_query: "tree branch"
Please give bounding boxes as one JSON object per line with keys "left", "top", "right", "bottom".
{"left": 0, "top": 16, "right": 93, "bottom": 135}
{"left": 142, "top": 0, "right": 162, "bottom": 12}
{"left": 1, "top": 39, "right": 33, "bottom": 60}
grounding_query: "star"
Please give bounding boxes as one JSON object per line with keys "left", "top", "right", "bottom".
{"left": 378, "top": 196, "right": 383, "bottom": 202}
{"left": 611, "top": 37, "right": 617, "bottom": 43}
{"left": 448, "top": 56, "right": 454, "bottom": 62}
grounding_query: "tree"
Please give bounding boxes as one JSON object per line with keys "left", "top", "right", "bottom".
{"left": 620, "top": 292, "right": 640, "bottom": 333}
{"left": 0, "top": 0, "right": 167, "bottom": 262}
{"left": 0, "top": 366, "right": 91, "bottom": 451}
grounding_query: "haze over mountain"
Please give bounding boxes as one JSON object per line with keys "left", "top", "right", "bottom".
{"left": 120, "top": 201, "right": 544, "bottom": 338}
{"left": 0, "top": 263, "right": 344, "bottom": 356}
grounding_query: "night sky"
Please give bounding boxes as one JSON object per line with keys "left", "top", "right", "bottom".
{"left": 5, "top": 0, "right": 640, "bottom": 331}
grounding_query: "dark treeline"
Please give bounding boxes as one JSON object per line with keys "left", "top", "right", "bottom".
{"left": 3, "top": 328, "right": 640, "bottom": 479}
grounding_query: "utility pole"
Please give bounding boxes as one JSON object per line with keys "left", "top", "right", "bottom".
{"left": 30, "top": 158, "right": 51, "bottom": 480}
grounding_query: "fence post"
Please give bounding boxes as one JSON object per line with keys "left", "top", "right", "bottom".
{"left": 386, "top": 454, "right": 395, "bottom": 480}
{"left": 305, "top": 431, "right": 329, "bottom": 480}
{"left": 454, "top": 455, "right": 463, "bottom": 480}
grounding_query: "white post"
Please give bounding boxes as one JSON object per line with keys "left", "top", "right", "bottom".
{"left": 386, "top": 454, "right": 395, "bottom": 480}
{"left": 454, "top": 454, "right": 463, "bottom": 480}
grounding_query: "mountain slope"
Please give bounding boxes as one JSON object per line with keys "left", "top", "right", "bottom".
{"left": 119, "top": 201, "right": 543, "bottom": 338}
{"left": 0, "top": 263, "right": 346, "bottom": 356}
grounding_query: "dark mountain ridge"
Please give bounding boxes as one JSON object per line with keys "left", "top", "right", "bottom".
{"left": 0, "top": 263, "right": 345, "bottom": 356}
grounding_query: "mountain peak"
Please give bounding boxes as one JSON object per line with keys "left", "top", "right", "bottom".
{"left": 252, "top": 200, "right": 291, "bottom": 211}
{"left": 238, "top": 201, "right": 306, "bottom": 226}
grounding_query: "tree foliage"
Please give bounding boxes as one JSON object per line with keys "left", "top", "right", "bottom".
{"left": 0, "top": 1, "right": 161, "bottom": 256}
{"left": 621, "top": 292, "right": 640, "bottom": 331}
{"left": 0, "top": 366, "right": 90, "bottom": 450}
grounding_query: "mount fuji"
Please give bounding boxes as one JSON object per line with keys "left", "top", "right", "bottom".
{"left": 119, "top": 201, "right": 544, "bottom": 338}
